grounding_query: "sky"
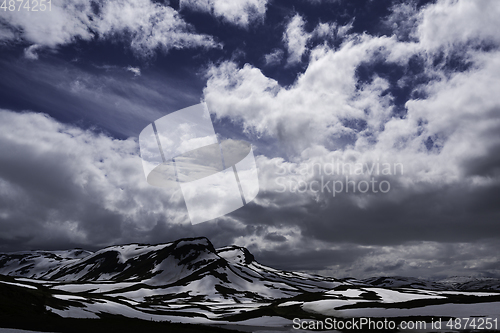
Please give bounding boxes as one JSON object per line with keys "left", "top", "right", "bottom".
{"left": 0, "top": 0, "right": 500, "bottom": 280}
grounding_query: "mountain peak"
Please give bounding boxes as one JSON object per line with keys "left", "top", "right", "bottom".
{"left": 216, "top": 245, "right": 255, "bottom": 265}
{"left": 169, "top": 237, "right": 217, "bottom": 266}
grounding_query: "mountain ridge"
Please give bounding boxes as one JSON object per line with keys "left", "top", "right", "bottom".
{"left": 1, "top": 237, "right": 500, "bottom": 332}
{"left": 2, "top": 237, "right": 500, "bottom": 292}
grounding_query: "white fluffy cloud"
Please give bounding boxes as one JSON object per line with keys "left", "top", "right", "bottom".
{"left": 205, "top": 0, "right": 500, "bottom": 178}
{"left": 126, "top": 66, "right": 141, "bottom": 76}
{"left": 23, "top": 44, "right": 40, "bottom": 60}
{"left": 1, "top": 0, "right": 93, "bottom": 47}
{"left": 416, "top": 0, "right": 500, "bottom": 51}
{"left": 205, "top": 35, "right": 403, "bottom": 154}
{"left": 282, "top": 14, "right": 352, "bottom": 65}
{"left": 180, "top": 0, "right": 268, "bottom": 28}
{"left": 0, "top": 0, "right": 219, "bottom": 56}
{"left": 283, "top": 14, "right": 310, "bottom": 65}
{"left": 264, "top": 48, "right": 284, "bottom": 66}
{"left": 203, "top": 0, "right": 500, "bottom": 252}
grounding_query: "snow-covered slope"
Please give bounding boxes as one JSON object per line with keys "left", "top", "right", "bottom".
{"left": 0, "top": 238, "right": 343, "bottom": 303}
{"left": 0, "top": 249, "right": 92, "bottom": 278}
{"left": 438, "top": 276, "right": 500, "bottom": 291}
{"left": 361, "top": 276, "right": 451, "bottom": 290}
{"left": 361, "top": 275, "right": 500, "bottom": 292}
{"left": 1, "top": 237, "right": 499, "bottom": 332}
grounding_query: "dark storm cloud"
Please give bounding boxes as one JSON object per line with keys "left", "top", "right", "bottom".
{"left": 0, "top": 110, "right": 188, "bottom": 251}
{"left": 253, "top": 245, "right": 372, "bottom": 271}
{"left": 364, "top": 260, "right": 405, "bottom": 273}
{"left": 0, "top": 109, "right": 274, "bottom": 253}
{"left": 1, "top": 0, "right": 500, "bottom": 282}
{"left": 304, "top": 183, "right": 500, "bottom": 245}
{"left": 218, "top": 174, "right": 500, "bottom": 246}
{"left": 264, "top": 232, "right": 288, "bottom": 242}
{"left": 463, "top": 125, "right": 500, "bottom": 178}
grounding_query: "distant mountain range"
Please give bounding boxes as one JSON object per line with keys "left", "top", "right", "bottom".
{"left": 1, "top": 237, "right": 499, "bottom": 332}
{"left": 362, "top": 275, "right": 500, "bottom": 292}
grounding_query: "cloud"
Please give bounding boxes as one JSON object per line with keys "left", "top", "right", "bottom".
{"left": 201, "top": 0, "right": 500, "bottom": 277}
{"left": 204, "top": 35, "right": 403, "bottom": 154}
{"left": 23, "top": 44, "right": 40, "bottom": 60}
{"left": 312, "top": 22, "right": 337, "bottom": 39}
{"left": 302, "top": 0, "right": 341, "bottom": 3}
{"left": 0, "top": 0, "right": 93, "bottom": 47}
{"left": 382, "top": 1, "right": 419, "bottom": 41}
{"left": 0, "top": 109, "right": 183, "bottom": 250}
{"left": 416, "top": 0, "right": 500, "bottom": 51}
{"left": 2, "top": 0, "right": 500, "bottom": 280}
{"left": 180, "top": 0, "right": 268, "bottom": 28}
{"left": 0, "top": 109, "right": 272, "bottom": 252}
{"left": 0, "top": 25, "right": 15, "bottom": 42}
{"left": 204, "top": 0, "right": 500, "bottom": 184}
{"left": 264, "top": 49, "right": 284, "bottom": 66}
{"left": 331, "top": 241, "right": 500, "bottom": 279}
{"left": 0, "top": 58, "right": 204, "bottom": 137}
{"left": 126, "top": 66, "right": 141, "bottom": 76}
{"left": 282, "top": 14, "right": 353, "bottom": 66}
{"left": 0, "top": 0, "right": 219, "bottom": 56}
{"left": 283, "top": 14, "right": 310, "bottom": 65}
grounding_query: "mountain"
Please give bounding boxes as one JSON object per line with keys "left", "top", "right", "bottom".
{"left": 1, "top": 237, "right": 500, "bottom": 332}
{"left": 361, "top": 276, "right": 455, "bottom": 291}
{"left": 437, "top": 276, "right": 500, "bottom": 291}
{"left": 360, "top": 275, "right": 500, "bottom": 292}
{"left": 0, "top": 249, "right": 92, "bottom": 278}
{"left": 0, "top": 238, "right": 343, "bottom": 303}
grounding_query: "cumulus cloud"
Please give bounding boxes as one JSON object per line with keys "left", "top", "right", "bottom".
{"left": 282, "top": 14, "right": 353, "bottom": 65}
{"left": 0, "top": 109, "right": 273, "bottom": 252}
{"left": 283, "top": 14, "right": 310, "bottom": 65}
{"left": 312, "top": 22, "right": 337, "bottom": 39}
{"left": 0, "top": 0, "right": 219, "bottom": 56}
{"left": 205, "top": 0, "right": 500, "bottom": 184}
{"left": 180, "top": 0, "right": 268, "bottom": 28}
{"left": 126, "top": 66, "right": 141, "bottom": 76}
{"left": 23, "top": 44, "right": 40, "bottom": 60}
{"left": 0, "top": 0, "right": 93, "bottom": 47}
{"left": 0, "top": 110, "right": 182, "bottom": 249}
{"left": 205, "top": 35, "right": 402, "bottom": 153}
{"left": 263, "top": 49, "right": 284, "bottom": 66}
{"left": 202, "top": 0, "right": 500, "bottom": 276}
{"left": 0, "top": 25, "right": 15, "bottom": 42}
{"left": 382, "top": 1, "right": 419, "bottom": 41}
{"left": 416, "top": 0, "right": 500, "bottom": 51}
{"left": 2, "top": 0, "right": 500, "bottom": 279}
